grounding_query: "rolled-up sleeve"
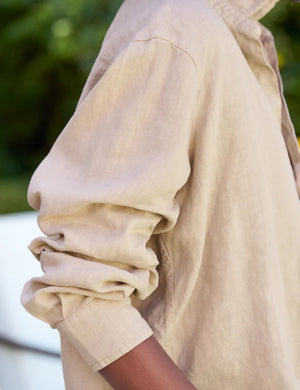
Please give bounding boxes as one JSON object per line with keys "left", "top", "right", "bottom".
{"left": 20, "top": 37, "right": 200, "bottom": 372}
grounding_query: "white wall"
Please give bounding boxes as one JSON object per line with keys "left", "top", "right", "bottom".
{"left": 0, "top": 211, "right": 64, "bottom": 390}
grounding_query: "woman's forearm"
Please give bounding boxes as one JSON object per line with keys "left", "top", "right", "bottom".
{"left": 98, "top": 335, "right": 197, "bottom": 390}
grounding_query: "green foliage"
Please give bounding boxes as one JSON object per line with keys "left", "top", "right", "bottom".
{"left": 0, "top": 0, "right": 123, "bottom": 180}
{"left": 0, "top": 0, "right": 299, "bottom": 214}
{"left": 0, "top": 175, "right": 32, "bottom": 214}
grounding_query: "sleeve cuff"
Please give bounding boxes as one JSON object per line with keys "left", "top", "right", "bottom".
{"left": 54, "top": 297, "right": 154, "bottom": 371}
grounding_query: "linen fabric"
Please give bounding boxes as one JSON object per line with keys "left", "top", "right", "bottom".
{"left": 20, "top": 0, "right": 300, "bottom": 388}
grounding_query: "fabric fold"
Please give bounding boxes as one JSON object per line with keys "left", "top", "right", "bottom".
{"left": 20, "top": 36, "right": 200, "bottom": 370}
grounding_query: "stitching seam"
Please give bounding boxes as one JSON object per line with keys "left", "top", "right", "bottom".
{"left": 130, "top": 36, "right": 200, "bottom": 84}
{"left": 53, "top": 296, "right": 98, "bottom": 328}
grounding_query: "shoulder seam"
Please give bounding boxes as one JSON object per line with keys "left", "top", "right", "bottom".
{"left": 130, "top": 36, "right": 200, "bottom": 84}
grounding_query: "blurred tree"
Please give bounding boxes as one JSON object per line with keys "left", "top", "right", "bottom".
{"left": 0, "top": 0, "right": 122, "bottom": 180}
{"left": 0, "top": 0, "right": 299, "bottom": 213}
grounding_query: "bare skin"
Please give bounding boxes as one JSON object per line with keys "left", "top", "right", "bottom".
{"left": 98, "top": 335, "right": 197, "bottom": 390}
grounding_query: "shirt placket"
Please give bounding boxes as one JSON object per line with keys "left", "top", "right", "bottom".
{"left": 258, "top": 24, "right": 300, "bottom": 195}
{"left": 208, "top": 0, "right": 300, "bottom": 196}
{"left": 229, "top": 15, "right": 300, "bottom": 194}
{"left": 258, "top": 25, "right": 300, "bottom": 165}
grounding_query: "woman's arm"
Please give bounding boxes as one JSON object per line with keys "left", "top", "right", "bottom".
{"left": 21, "top": 38, "right": 200, "bottom": 378}
{"left": 99, "top": 335, "right": 197, "bottom": 390}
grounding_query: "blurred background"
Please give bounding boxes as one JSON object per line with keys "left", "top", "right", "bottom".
{"left": 0, "top": 0, "right": 299, "bottom": 389}
{"left": 0, "top": 0, "right": 300, "bottom": 214}
{"left": 0, "top": 0, "right": 124, "bottom": 214}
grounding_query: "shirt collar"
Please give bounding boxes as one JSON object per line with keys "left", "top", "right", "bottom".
{"left": 204, "top": 0, "right": 280, "bottom": 35}
{"left": 223, "top": 0, "right": 280, "bottom": 20}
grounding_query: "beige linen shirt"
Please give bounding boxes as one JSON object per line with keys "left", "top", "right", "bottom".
{"left": 20, "top": 0, "right": 300, "bottom": 388}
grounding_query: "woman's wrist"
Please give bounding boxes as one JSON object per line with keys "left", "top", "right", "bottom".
{"left": 98, "top": 335, "right": 197, "bottom": 390}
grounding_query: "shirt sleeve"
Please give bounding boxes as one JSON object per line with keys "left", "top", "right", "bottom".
{"left": 20, "top": 36, "right": 200, "bottom": 372}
